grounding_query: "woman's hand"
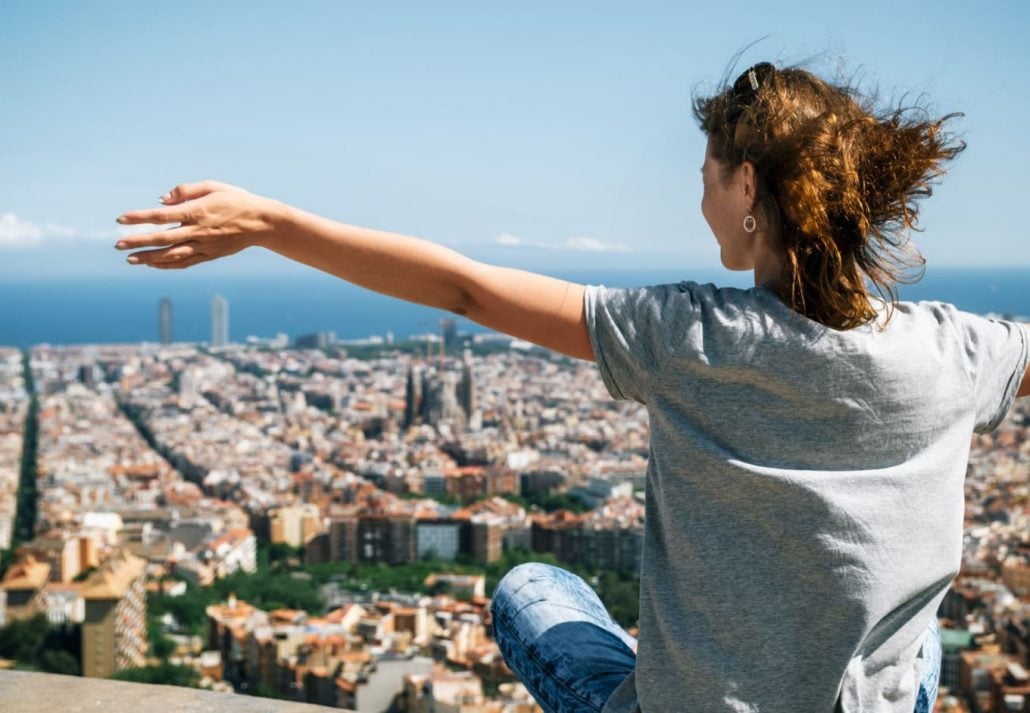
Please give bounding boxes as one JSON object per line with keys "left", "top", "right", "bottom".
{"left": 114, "top": 180, "right": 282, "bottom": 269}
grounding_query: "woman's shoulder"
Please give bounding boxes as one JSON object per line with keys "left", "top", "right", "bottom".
{"left": 640, "top": 279, "right": 774, "bottom": 309}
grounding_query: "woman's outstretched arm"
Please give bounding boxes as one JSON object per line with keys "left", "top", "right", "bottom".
{"left": 115, "top": 180, "right": 595, "bottom": 362}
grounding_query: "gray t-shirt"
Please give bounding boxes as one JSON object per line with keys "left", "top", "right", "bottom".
{"left": 583, "top": 281, "right": 1029, "bottom": 713}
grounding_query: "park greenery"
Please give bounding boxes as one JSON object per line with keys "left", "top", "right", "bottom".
{"left": 0, "top": 351, "right": 40, "bottom": 583}
{"left": 14, "top": 350, "right": 38, "bottom": 546}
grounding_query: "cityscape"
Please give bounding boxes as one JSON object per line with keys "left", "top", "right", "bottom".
{"left": 0, "top": 293, "right": 1026, "bottom": 712}
{"left": 3, "top": 1, "right": 1029, "bottom": 710}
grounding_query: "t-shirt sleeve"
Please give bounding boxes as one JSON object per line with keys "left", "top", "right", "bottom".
{"left": 582, "top": 283, "right": 695, "bottom": 404}
{"left": 949, "top": 310, "right": 1030, "bottom": 433}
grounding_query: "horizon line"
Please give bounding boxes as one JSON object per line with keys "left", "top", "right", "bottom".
{"left": 2, "top": 263, "right": 1030, "bottom": 283}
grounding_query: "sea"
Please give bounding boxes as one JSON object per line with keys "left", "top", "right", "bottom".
{"left": 0, "top": 267, "right": 1027, "bottom": 349}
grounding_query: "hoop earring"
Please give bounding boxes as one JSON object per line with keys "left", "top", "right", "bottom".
{"left": 743, "top": 212, "right": 757, "bottom": 233}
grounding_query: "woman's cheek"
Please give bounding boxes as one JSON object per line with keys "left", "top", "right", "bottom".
{"left": 700, "top": 193, "right": 714, "bottom": 234}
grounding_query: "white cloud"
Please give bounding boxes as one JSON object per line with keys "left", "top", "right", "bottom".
{"left": 562, "top": 236, "right": 631, "bottom": 253}
{"left": 0, "top": 213, "right": 44, "bottom": 248}
{"left": 495, "top": 232, "right": 523, "bottom": 246}
{"left": 0, "top": 212, "right": 133, "bottom": 249}
{"left": 493, "top": 231, "right": 632, "bottom": 253}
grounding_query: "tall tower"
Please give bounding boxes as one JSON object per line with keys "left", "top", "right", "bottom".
{"left": 440, "top": 317, "right": 457, "bottom": 353}
{"left": 458, "top": 344, "right": 476, "bottom": 419}
{"left": 158, "top": 297, "right": 173, "bottom": 344}
{"left": 420, "top": 367, "right": 441, "bottom": 426}
{"left": 440, "top": 372, "right": 465, "bottom": 432}
{"left": 210, "top": 294, "right": 229, "bottom": 347}
{"left": 404, "top": 362, "right": 422, "bottom": 429}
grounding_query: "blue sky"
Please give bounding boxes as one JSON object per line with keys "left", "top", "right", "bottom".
{"left": 1, "top": 0, "right": 1027, "bottom": 281}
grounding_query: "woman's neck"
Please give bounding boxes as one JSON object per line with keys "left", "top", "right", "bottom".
{"left": 752, "top": 234, "right": 785, "bottom": 289}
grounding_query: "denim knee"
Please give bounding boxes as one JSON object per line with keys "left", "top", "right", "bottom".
{"left": 491, "top": 562, "right": 561, "bottom": 616}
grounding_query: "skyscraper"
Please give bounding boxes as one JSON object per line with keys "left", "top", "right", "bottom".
{"left": 158, "top": 297, "right": 173, "bottom": 344}
{"left": 404, "top": 362, "right": 422, "bottom": 429}
{"left": 419, "top": 367, "right": 442, "bottom": 426}
{"left": 211, "top": 294, "right": 229, "bottom": 347}
{"left": 440, "top": 317, "right": 457, "bottom": 352}
{"left": 458, "top": 345, "right": 476, "bottom": 419}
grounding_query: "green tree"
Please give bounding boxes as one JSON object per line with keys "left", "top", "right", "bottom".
{"left": 0, "top": 547, "right": 17, "bottom": 581}
{"left": 113, "top": 661, "right": 200, "bottom": 688}
{"left": 250, "top": 681, "right": 286, "bottom": 699}
{"left": 0, "top": 614, "right": 50, "bottom": 663}
{"left": 39, "top": 649, "right": 80, "bottom": 676}
{"left": 147, "top": 618, "right": 176, "bottom": 659}
{"left": 148, "top": 582, "right": 216, "bottom": 637}
{"left": 0, "top": 614, "right": 82, "bottom": 673}
{"left": 258, "top": 540, "right": 304, "bottom": 568}
{"left": 499, "top": 491, "right": 591, "bottom": 513}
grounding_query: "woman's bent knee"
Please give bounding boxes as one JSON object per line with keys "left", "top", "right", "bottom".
{"left": 493, "top": 562, "right": 560, "bottom": 596}
{"left": 491, "top": 562, "right": 564, "bottom": 615}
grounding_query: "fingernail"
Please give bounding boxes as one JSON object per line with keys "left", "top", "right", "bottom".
{"left": 116, "top": 215, "right": 128, "bottom": 224}
{"left": 127, "top": 256, "right": 139, "bottom": 264}
{"left": 115, "top": 241, "right": 127, "bottom": 250}
{"left": 159, "top": 193, "right": 171, "bottom": 203}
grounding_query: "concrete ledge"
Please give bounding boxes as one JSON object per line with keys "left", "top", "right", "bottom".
{"left": 0, "top": 670, "right": 348, "bottom": 712}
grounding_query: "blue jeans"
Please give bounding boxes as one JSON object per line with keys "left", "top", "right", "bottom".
{"left": 490, "top": 562, "right": 942, "bottom": 713}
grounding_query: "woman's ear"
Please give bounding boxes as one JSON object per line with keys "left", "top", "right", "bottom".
{"left": 740, "top": 160, "right": 758, "bottom": 208}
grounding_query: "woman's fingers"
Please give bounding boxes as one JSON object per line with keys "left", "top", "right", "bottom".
{"left": 117, "top": 204, "right": 195, "bottom": 226}
{"left": 127, "top": 240, "right": 201, "bottom": 265}
{"left": 150, "top": 254, "right": 209, "bottom": 270}
{"left": 160, "top": 180, "right": 231, "bottom": 205}
{"left": 118, "top": 181, "right": 229, "bottom": 225}
{"left": 150, "top": 241, "right": 202, "bottom": 264}
{"left": 117, "top": 225, "right": 196, "bottom": 250}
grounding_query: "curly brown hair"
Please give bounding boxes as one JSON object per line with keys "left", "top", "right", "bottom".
{"left": 693, "top": 61, "right": 966, "bottom": 330}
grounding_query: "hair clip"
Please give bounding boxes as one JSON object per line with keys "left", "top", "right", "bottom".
{"left": 731, "top": 62, "right": 774, "bottom": 105}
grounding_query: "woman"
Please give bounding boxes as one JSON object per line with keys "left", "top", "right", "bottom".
{"left": 115, "top": 60, "right": 1029, "bottom": 712}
